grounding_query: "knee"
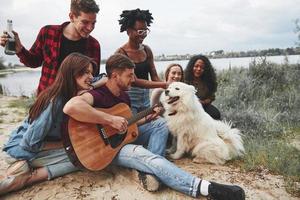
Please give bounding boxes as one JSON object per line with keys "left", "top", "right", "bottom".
{"left": 204, "top": 105, "right": 221, "bottom": 120}
{"left": 211, "top": 110, "right": 221, "bottom": 120}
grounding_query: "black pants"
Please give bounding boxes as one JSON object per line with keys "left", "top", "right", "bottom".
{"left": 203, "top": 104, "right": 221, "bottom": 120}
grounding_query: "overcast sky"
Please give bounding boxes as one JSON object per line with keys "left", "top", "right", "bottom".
{"left": 0, "top": 0, "right": 300, "bottom": 64}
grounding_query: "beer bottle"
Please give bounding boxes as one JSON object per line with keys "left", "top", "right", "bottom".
{"left": 4, "top": 19, "right": 16, "bottom": 55}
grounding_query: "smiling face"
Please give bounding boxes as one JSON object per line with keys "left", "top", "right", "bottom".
{"left": 193, "top": 59, "right": 205, "bottom": 78}
{"left": 166, "top": 65, "right": 183, "bottom": 83}
{"left": 70, "top": 11, "right": 97, "bottom": 38}
{"left": 75, "top": 63, "right": 93, "bottom": 90}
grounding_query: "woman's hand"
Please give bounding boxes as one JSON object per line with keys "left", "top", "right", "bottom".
{"left": 144, "top": 106, "right": 164, "bottom": 122}
{"left": 200, "top": 98, "right": 212, "bottom": 105}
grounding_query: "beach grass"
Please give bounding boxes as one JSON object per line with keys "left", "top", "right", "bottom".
{"left": 8, "top": 95, "right": 35, "bottom": 111}
{"left": 215, "top": 59, "right": 300, "bottom": 196}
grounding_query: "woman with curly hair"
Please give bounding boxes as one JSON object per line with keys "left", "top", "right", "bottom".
{"left": 184, "top": 55, "right": 221, "bottom": 120}
{"left": 115, "top": 8, "right": 167, "bottom": 115}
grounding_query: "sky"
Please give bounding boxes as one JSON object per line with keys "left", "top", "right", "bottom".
{"left": 0, "top": 0, "right": 300, "bottom": 64}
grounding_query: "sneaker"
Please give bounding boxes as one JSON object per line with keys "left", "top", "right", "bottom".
{"left": 133, "top": 170, "right": 160, "bottom": 192}
{"left": 6, "top": 160, "right": 30, "bottom": 176}
{"left": 0, "top": 172, "right": 31, "bottom": 196}
{"left": 207, "top": 181, "right": 245, "bottom": 200}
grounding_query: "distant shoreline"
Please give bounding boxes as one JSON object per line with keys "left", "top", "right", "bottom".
{"left": 0, "top": 66, "right": 41, "bottom": 75}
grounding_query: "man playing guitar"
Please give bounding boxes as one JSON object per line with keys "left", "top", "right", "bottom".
{"left": 63, "top": 53, "right": 245, "bottom": 199}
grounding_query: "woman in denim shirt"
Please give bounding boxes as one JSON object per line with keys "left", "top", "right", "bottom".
{"left": 0, "top": 52, "right": 99, "bottom": 195}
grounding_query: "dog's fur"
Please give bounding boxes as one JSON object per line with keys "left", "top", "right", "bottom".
{"left": 160, "top": 82, "right": 245, "bottom": 165}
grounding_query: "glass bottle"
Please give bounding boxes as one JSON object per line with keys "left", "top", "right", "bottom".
{"left": 4, "top": 19, "right": 16, "bottom": 55}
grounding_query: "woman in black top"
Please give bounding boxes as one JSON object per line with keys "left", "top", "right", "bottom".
{"left": 184, "top": 54, "right": 221, "bottom": 120}
{"left": 115, "top": 8, "right": 166, "bottom": 114}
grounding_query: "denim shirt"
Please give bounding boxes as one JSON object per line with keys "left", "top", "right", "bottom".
{"left": 3, "top": 99, "right": 64, "bottom": 160}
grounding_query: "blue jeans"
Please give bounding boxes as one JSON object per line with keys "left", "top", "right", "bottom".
{"left": 134, "top": 117, "right": 168, "bottom": 156}
{"left": 3, "top": 148, "right": 79, "bottom": 180}
{"left": 128, "top": 87, "right": 150, "bottom": 115}
{"left": 29, "top": 148, "right": 79, "bottom": 180}
{"left": 112, "top": 118, "right": 201, "bottom": 197}
{"left": 112, "top": 144, "right": 201, "bottom": 197}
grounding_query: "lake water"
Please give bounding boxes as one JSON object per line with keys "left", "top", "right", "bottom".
{"left": 1, "top": 55, "right": 299, "bottom": 97}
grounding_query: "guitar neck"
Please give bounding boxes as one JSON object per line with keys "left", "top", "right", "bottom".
{"left": 127, "top": 106, "right": 156, "bottom": 125}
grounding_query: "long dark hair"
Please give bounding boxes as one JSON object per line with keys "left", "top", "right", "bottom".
{"left": 28, "top": 53, "right": 96, "bottom": 123}
{"left": 184, "top": 55, "right": 217, "bottom": 95}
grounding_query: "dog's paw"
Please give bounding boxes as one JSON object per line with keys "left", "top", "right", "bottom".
{"left": 192, "top": 157, "right": 209, "bottom": 164}
{"left": 169, "top": 152, "right": 182, "bottom": 160}
{"left": 166, "top": 147, "right": 176, "bottom": 155}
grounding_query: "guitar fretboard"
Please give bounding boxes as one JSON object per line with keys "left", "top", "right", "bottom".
{"left": 127, "top": 106, "right": 156, "bottom": 125}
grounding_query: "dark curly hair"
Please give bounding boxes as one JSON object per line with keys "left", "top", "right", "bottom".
{"left": 184, "top": 55, "right": 217, "bottom": 95}
{"left": 118, "top": 8, "right": 153, "bottom": 32}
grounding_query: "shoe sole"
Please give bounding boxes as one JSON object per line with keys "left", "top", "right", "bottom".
{"left": 138, "top": 172, "right": 160, "bottom": 192}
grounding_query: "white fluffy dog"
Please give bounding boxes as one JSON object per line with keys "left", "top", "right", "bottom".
{"left": 160, "top": 82, "right": 245, "bottom": 165}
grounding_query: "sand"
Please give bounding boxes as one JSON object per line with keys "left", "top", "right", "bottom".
{"left": 0, "top": 95, "right": 298, "bottom": 200}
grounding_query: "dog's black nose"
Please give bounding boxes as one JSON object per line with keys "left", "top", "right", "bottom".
{"left": 165, "top": 90, "right": 169, "bottom": 95}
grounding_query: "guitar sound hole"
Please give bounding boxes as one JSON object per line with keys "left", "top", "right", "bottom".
{"left": 108, "top": 131, "right": 127, "bottom": 148}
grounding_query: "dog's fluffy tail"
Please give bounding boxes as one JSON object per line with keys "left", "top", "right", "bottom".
{"left": 215, "top": 120, "right": 245, "bottom": 158}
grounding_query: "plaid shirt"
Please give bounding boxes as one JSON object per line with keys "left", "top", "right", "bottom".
{"left": 17, "top": 22, "right": 101, "bottom": 94}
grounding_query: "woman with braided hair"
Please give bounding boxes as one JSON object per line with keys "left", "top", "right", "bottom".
{"left": 116, "top": 8, "right": 167, "bottom": 115}
{"left": 115, "top": 8, "right": 169, "bottom": 192}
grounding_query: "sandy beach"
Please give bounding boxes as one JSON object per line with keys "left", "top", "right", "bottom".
{"left": 0, "top": 95, "right": 298, "bottom": 200}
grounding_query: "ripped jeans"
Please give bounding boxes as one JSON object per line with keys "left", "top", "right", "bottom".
{"left": 112, "top": 144, "right": 201, "bottom": 197}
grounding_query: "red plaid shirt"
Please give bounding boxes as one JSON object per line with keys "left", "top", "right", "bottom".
{"left": 17, "top": 22, "right": 101, "bottom": 94}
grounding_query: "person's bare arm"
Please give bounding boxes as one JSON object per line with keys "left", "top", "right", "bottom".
{"left": 134, "top": 76, "right": 167, "bottom": 89}
{"left": 150, "top": 88, "right": 164, "bottom": 106}
{"left": 91, "top": 77, "right": 108, "bottom": 89}
{"left": 63, "top": 92, "right": 128, "bottom": 131}
{"left": 200, "top": 98, "right": 212, "bottom": 105}
{"left": 116, "top": 46, "right": 167, "bottom": 89}
{"left": 145, "top": 45, "right": 161, "bottom": 82}
{"left": 136, "top": 106, "right": 163, "bottom": 126}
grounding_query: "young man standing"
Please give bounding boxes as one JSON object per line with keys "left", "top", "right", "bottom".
{"left": 63, "top": 53, "right": 245, "bottom": 199}
{"left": 0, "top": 0, "right": 101, "bottom": 94}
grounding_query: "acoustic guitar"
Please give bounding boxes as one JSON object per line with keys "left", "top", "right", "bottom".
{"left": 62, "top": 103, "right": 157, "bottom": 171}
